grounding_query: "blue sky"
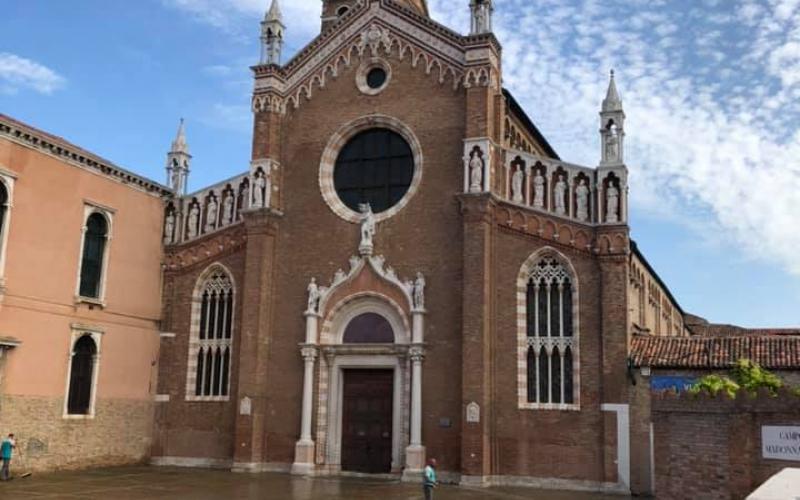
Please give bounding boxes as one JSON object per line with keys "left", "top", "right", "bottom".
{"left": 2, "top": 0, "right": 799, "bottom": 327}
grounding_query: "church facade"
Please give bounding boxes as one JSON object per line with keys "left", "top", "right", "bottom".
{"left": 2, "top": 0, "right": 798, "bottom": 497}
{"left": 153, "top": 0, "right": 642, "bottom": 493}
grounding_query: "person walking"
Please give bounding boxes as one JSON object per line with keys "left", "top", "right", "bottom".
{"left": 1, "top": 433, "right": 16, "bottom": 481}
{"left": 423, "top": 457, "right": 438, "bottom": 500}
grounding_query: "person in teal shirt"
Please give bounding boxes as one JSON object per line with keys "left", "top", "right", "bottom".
{"left": 1, "top": 433, "right": 16, "bottom": 481}
{"left": 423, "top": 457, "right": 438, "bottom": 500}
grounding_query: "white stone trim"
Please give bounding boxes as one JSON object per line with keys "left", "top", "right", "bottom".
{"left": 184, "top": 263, "right": 236, "bottom": 402}
{"left": 0, "top": 172, "right": 14, "bottom": 295}
{"left": 324, "top": 354, "right": 408, "bottom": 473}
{"left": 601, "top": 403, "right": 630, "bottom": 491}
{"left": 74, "top": 203, "right": 114, "bottom": 306}
{"left": 355, "top": 57, "right": 392, "bottom": 96}
{"left": 319, "top": 114, "right": 424, "bottom": 224}
{"left": 516, "top": 247, "right": 581, "bottom": 411}
{"left": 62, "top": 326, "right": 104, "bottom": 419}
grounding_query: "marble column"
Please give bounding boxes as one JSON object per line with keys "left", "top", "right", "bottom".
{"left": 404, "top": 310, "right": 426, "bottom": 479}
{"left": 292, "top": 312, "right": 320, "bottom": 475}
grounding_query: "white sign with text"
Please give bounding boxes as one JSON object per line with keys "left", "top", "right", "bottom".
{"left": 762, "top": 426, "right": 800, "bottom": 461}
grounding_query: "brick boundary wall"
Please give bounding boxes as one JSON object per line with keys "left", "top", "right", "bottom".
{"left": 652, "top": 389, "right": 800, "bottom": 500}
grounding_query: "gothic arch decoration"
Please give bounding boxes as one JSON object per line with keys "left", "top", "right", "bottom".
{"left": 516, "top": 247, "right": 581, "bottom": 410}
{"left": 253, "top": 9, "right": 491, "bottom": 114}
{"left": 185, "top": 263, "right": 236, "bottom": 401}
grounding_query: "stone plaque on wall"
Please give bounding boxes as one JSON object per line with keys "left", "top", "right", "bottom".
{"left": 466, "top": 402, "right": 480, "bottom": 424}
{"left": 239, "top": 396, "right": 252, "bottom": 416}
{"left": 762, "top": 426, "right": 800, "bottom": 461}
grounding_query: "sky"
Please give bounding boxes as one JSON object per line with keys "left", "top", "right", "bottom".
{"left": 1, "top": 0, "right": 799, "bottom": 327}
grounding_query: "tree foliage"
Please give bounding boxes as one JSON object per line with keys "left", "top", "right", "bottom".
{"left": 689, "top": 359, "right": 786, "bottom": 398}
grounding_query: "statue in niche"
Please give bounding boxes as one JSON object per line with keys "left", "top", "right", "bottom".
{"left": 576, "top": 179, "right": 590, "bottom": 222}
{"left": 533, "top": 170, "right": 545, "bottom": 208}
{"left": 205, "top": 196, "right": 218, "bottom": 232}
{"left": 511, "top": 165, "right": 524, "bottom": 203}
{"left": 222, "top": 193, "right": 234, "bottom": 224}
{"left": 469, "top": 152, "right": 483, "bottom": 193}
{"left": 554, "top": 175, "right": 567, "bottom": 215}
{"left": 164, "top": 211, "right": 175, "bottom": 244}
{"left": 359, "top": 203, "right": 376, "bottom": 254}
{"left": 252, "top": 171, "right": 266, "bottom": 208}
{"left": 307, "top": 278, "right": 321, "bottom": 313}
{"left": 413, "top": 272, "right": 426, "bottom": 309}
{"left": 187, "top": 204, "right": 200, "bottom": 239}
{"left": 606, "top": 183, "right": 620, "bottom": 223}
{"left": 606, "top": 127, "right": 619, "bottom": 162}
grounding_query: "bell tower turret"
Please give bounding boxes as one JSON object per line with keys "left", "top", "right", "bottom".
{"left": 166, "top": 119, "right": 191, "bottom": 196}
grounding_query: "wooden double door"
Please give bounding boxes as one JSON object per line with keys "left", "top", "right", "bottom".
{"left": 341, "top": 369, "right": 394, "bottom": 474}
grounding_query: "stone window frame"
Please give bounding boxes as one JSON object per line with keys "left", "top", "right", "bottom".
{"left": 185, "top": 263, "right": 236, "bottom": 402}
{"left": 62, "top": 325, "right": 104, "bottom": 419}
{"left": 0, "top": 168, "right": 16, "bottom": 297}
{"left": 74, "top": 203, "right": 115, "bottom": 308}
{"left": 516, "top": 247, "right": 581, "bottom": 411}
{"left": 319, "top": 114, "right": 424, "bottom": 224}
{"left": 355, "top": 57, "right": 392, "bottom": 96}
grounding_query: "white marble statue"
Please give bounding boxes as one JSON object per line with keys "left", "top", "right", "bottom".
{"left": 223, "top": 194, "right": 234, "bottom": 224}
{"left": 533, "top": 171, "right": 545, "bottom": 208}
{"left": 264, "top": 174, "right": 273, "bottom": 209}
{"left": 576, "top": 179, "right": 590, "bottom": 222}
{"left": 606, "top": 130, "right": 619, "bottom": 162}
{"left": 205, "top": 197, "right": 218, "bottom": 232}
{"left": 164, "top": 212, "right": 175, "bottom": 244}
{"left": 554, "top": 175, "right": 567, "bottom": 215}
{"left": 307, "top": 278, "right": 321, "bottom": 313}
{"left": 253, "top": 172, "right": 266, "bottom": 208}
{"left": 606, "top": 184, "right": 620, "bottom": 223}
{"left": 187, "top": 204, "right": 200, "bottom": 239}
{"left": 413, "top": 272, "right": 426, "bottom": 309}
{"left": 359, "top": 204, "right": 376, "bottom": 254}
{"left": 469, "top": 153, "right": 483, "bottom": 192}
{"left": 511, "top": 165, "right": 524, "bottom": 203}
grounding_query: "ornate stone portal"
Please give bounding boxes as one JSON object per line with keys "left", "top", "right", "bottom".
{"left": 292, "top": 218, "right": 427, "bottom": 478}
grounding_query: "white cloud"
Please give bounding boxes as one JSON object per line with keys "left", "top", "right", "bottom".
{"left": 168, "top": 0, "right": 800, "bottom": 277}
{"left": 0, "top": 53, "right": 65, "bottom": 95}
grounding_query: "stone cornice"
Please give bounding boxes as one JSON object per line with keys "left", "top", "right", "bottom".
{"left": 164, "top": 223, "right": 247, "bottom": 272}
{"left": 0, "top": 114, "right": 171, "bottom": 197}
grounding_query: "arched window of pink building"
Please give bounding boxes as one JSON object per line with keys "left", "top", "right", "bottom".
{"left": 67, "top": 335, "right": 97, "bottom": 415}
{"left": 79, "top": 213, "right": 109, "bottom": 299}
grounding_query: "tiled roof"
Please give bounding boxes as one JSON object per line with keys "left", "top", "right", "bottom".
{"left": 630, "top": 335, "right": 800, "bottom": 370}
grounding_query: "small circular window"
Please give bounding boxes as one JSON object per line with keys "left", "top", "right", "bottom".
{"left": 333, "top": 128, "right": 414, "bottom": 214}
{"left": 366, "top": 68, "right": 387, "bottom": 89}
{"left": 356, "top": 59, "right": 391, "bottom": 95}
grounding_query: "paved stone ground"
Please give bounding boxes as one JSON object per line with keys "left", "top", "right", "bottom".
{"left": 0, "top": 466, "right": 627, "bottom": 499}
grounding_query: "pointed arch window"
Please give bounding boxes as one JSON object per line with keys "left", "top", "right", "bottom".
{"left": 0, "top": 177, "right": 11, "bottom": 288}
{"left": 520, "top": 256, "right": 578, "bottom": 409}
{"left": 187, "top": 267, "right": 235, "bottom": 400}
{"left": 78, "top": 211, "right": 111, "bottom": 300}
{"left": 64, "top": 331, "right": 102, "bottom": 418}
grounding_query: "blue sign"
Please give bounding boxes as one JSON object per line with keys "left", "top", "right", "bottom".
{"left": 650, "top": 375, "right": 696, "bottom": 392}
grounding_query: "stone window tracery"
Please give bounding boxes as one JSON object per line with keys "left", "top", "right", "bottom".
{"left": 520, "top": 255, "right": 578, "bottom": 409}
{"left": 187, "top": 267, "right": 235, "bottom": 400}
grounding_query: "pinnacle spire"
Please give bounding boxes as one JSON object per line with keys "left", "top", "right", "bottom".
{"left": 602, "top": 69, "right": 623, "bottom": 112}
{"left": 171, "top": 118, "right": 188, "bottom": 154}
{"left": 266, "top": 0, "right": 282, "bottom": 22}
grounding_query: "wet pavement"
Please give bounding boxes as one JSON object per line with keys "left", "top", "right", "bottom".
{"left": 0, "top": 466, "right": 627, "bottom": 499}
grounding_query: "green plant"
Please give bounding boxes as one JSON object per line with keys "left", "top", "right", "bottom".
{"left": 689, "top": 374, "right": 740, "bottom": 398}
{"left": 689, "top": 360, "right": 789, "bottom": 398}
{"left": 731, "top": 359, "right": 783, "bottom": 395}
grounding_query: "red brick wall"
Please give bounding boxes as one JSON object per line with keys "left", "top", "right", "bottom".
{"left": 652, "top": 391, "right": 800, "bottom": 500}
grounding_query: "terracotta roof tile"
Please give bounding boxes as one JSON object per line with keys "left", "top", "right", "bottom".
{"left": 630, "top": 335, "right": 800, "bottom": 369}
